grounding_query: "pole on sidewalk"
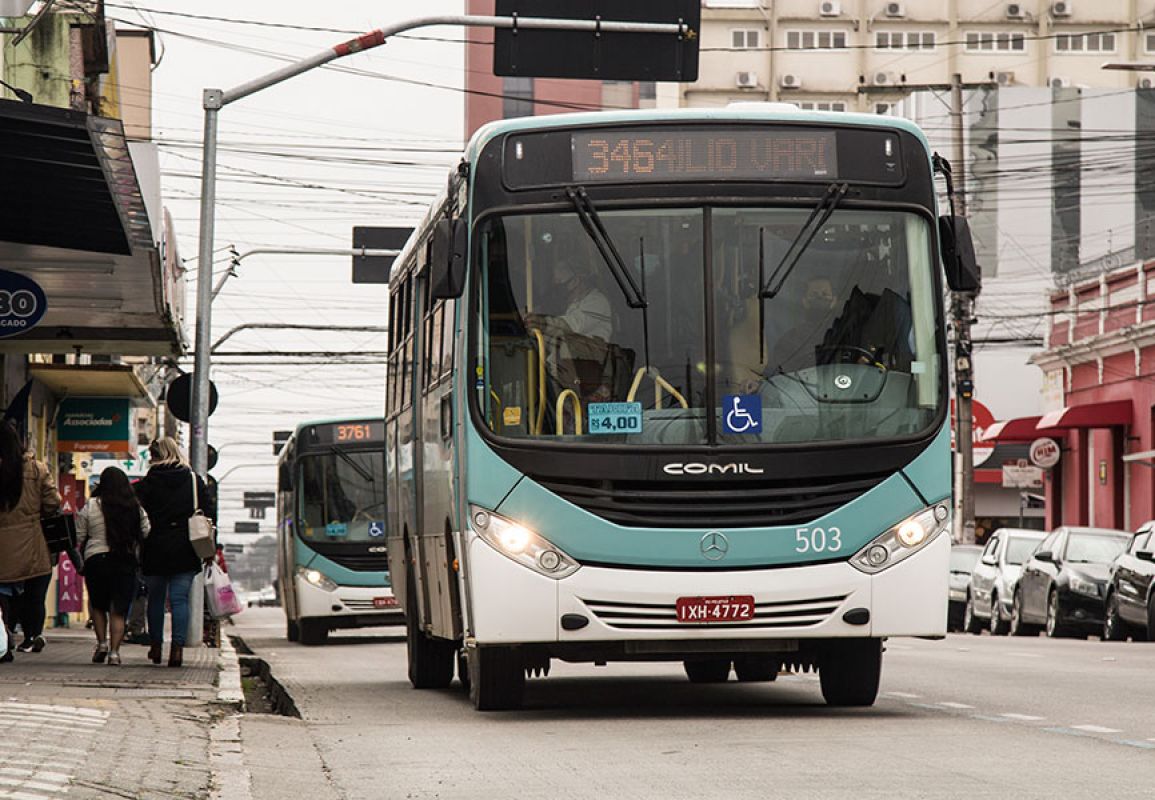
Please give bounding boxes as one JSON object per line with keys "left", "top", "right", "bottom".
{"left": 950, "top": 73, "right": 977, "bottom": 545}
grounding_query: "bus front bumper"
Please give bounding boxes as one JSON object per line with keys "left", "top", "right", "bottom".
{"left": 294, "top": 577, "right": 404, "bottom": 628}
{"left": 467, "top": 530, "right": 948, "bottom": 644}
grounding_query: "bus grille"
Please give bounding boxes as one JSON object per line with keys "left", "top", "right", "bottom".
{"left": 582, "top": 594, "right": 848, "bottom": 631}
{"left": 535, "top": 473, "right": 889, "bottom": 529}
{"left": 320, "top": 552, "right": 390, "bottom": 572}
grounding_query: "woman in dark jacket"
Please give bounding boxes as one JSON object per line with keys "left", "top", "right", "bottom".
{"left": 0, "top": 422, "right": 61, "bottom": 662}
{"left": 135, "top": 437, "right": 213, "bottom": 667}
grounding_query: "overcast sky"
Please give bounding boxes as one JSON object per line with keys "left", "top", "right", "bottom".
{"left": 127, "top": 1, "right": 465, "bottom": 535}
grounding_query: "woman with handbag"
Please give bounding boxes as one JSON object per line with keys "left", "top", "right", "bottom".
{"left": 77, "top": 467, "right": 150, "bottom": 665}
{"left": 135, "top": 438, "right": 214, "bottom": 668}
{"left": 0, "top": 421, "right": 61, "bottom": 662}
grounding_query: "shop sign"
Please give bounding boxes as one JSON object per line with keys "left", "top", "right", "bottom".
{"left": 0, "top": 269, "right": 47, "bottom": 339}
{"left": 1029, "top": 437, "right": 1061, "bottom": 469}
{"left": 1002, "top": 463, "right": 1044, "bottom": 489}
{"left": 56, "top": 398, "right": 132, "bottom": 453}
{"left": 951, "top": 398, "right": 995, "bottom": 466}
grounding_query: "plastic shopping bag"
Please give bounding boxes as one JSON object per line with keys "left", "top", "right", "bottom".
{"left": 206, "top": 563, "right": 244, "bottom": 619}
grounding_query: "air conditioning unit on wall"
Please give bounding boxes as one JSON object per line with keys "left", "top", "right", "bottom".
{"left": 1140, "top": 77, "right": 1155, "bottom": 90}
{"left": 1006, "top": 3, "right": 1025, "bottom": 19}
{"left": 779, "top": 73, "right": 802, "bottom": 89}
{"left": 873, "top": 71, "right": 897, "bottom": 86}
{"left": 1049, "top": 76, "right": 1072, "bottom": 88}
{"left": 1051, "top": 1, "right": 1072, "bottom": 17}
{"left": 736, "top": 71, "right": 760, "bottom": 88}
{"left": 993, "top": 71, "right": 1015, "bottom": 86}
{"left": 885, "top": 2, "right": 905, "bottom": 18}
{"left": 819, "top": 0, "right": 841, "bottom": 17}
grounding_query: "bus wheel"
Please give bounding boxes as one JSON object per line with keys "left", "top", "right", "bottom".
{"left": 818, "top": 638, "right": 882, "bottom": 707}
{"left": 286, "top": 618, "right": 300, "bottom": 643}
{"left": 683, "top": 658, "right": 731, "bottom": 683}
{"left": 733, "top": 656, "right": 779, "bottom": 682}
{"left": 468, "top": 646, "right": 525, "bottom": 711}
{"left": 298, "top": 618, "right": 328, "bottom": 646}
{"left": 405, "top": 573, "right": 454, "bottom": 689}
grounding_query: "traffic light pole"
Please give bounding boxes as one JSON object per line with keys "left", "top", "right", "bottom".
{"left": 190, "top": 13, "right": 693, "bottom": 479}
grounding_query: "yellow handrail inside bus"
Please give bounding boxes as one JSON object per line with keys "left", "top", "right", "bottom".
{"left": 490, "top": 391, "right": 503, "bottom": 433}
{"left": 627, "top": 367, "right": 689, "bottom": 409}
{"left": 555, "top": 389, "right": 582, "bottom": 435}
{"left": 530, "top": 328, "right": 547, "bottom": 435}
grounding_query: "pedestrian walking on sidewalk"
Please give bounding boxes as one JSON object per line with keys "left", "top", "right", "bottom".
{"left": 0, "top": 421, "right": 61, "bottom": 663}
{"left": 78, "top": 467, "right": 150, "bottom": 666}
{"left": 135, "top": 438, "right": 214, "bottom": 668}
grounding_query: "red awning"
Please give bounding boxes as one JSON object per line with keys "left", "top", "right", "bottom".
{"left": 1037, "top": 400, "right": 1133, "bottom": 431}
{"left": 981, "top": 416, "right": 1043, "bottom": 443}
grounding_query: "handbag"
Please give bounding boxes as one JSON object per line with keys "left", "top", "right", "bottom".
{"left": 205, "top": 562, "right": 243, "bottom": 619}
{"left": 188, "top": 474, "right": 217, "bottom": 560}
{"left": 40, "top": 513, "right": 77, "bottom": 555}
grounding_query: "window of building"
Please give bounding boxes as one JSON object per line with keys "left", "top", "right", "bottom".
{"left": 875, "top": 102, "right": 893, "bottom": 115}
{"left": 1054, "top": 32, "right": 1116, "bottom": 53}
{"left": 795, "top": 101, "right": 848, "bottom": 112}
{"left": 964, "top": 31, "right": 1026, "bottom": 51}
{"left": 639, "top": 81, "right": 657, "bottom": 100}
{"left": 785, "top": 30, "right": 849, "bottom": 50}
{"left": 502, "top": 77, "right": 534, "bottom": 119}
{"left": 1146, "top": 32, "right": 1155, "bottom": 53}
{"left": 732, "top": 29, "right": 761, "bottom": 49}
{"left": 875, "top": 31, "right": 936, "bottom": 50}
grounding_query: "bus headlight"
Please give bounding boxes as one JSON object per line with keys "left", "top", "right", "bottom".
{"left": 298, "top": 566, "right": 338, "bottom": 592}
{"left": 850, "top": 504, "right": 949, "bottom": 574}
{"left": 470, "top": 505, "right": 580, "bottom": 579}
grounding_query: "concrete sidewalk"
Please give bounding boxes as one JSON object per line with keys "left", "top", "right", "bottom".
{"left": 0, "top": 626, "right": 242, "bottom": 800}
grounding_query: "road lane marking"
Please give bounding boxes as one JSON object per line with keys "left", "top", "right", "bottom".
{"left": 1120, "top": 740, "right": 1155, "bottom": 750}
{"left": 1007, "top": 652, "right": 1042, "bottom": 659}
{"left": 883, "top": 691, "right": 920, "bottom": 698}
{"left": 1070, "top": 725, "right": 1123, "bottom": 734}
{"left": 936, "top": 702, "right": 975, "bottom": 709}
{"left": 999, "top": 713, "right": 1045, "bottom": 721}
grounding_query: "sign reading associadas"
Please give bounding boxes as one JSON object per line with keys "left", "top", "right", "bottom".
{"left": 56, "top": 398, "right": 132, "bottom": 453}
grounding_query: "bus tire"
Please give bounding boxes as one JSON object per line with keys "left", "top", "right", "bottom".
{"left": 405, "top": 570, "right": 455, "bottom": 689}
{"left": 299, "top": 618, "right": 328, "bottom": 646}
{"left": 286, "top": 618, "right": 300, "bottom": 643}
{"left": 468, "top": 646, "right": 525, "bottom": 711}
{"left": 683, "top": 658, "right": 731, "bottom": 683}
{"left": 819, "top": 638, "right": 882, "bottom": 707}
{"left": 733, "top": 656, "right": 778, "bottom": 682}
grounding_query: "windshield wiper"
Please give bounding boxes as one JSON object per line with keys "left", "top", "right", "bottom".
{"left": 759, "top": 182, "right": 849, "bottom": 300}
{"left": 565, "top": 186, "right": 647, "bottom": 309}
{"left": 329, "top": 446, "right": 373, "bottom": 483}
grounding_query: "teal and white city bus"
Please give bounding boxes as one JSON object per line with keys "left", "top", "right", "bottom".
{"left": 276, "top": 418, "right": 400, "bottom": 645}
{"left": 385, "top": 105, "right": 977, "bottom": 709}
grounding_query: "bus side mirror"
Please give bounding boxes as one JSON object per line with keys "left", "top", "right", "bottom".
{"left": 278, "top": 462, "right": 293, "bottom": 492}
{"left": 430, "top": 217, "right": 467, "bottom": 300}
{"left": 938, "top": 215, "right": 981, "bottom": 294}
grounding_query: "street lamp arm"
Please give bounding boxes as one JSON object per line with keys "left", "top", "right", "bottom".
{"left": 221, "top": 15, "right": 691, "bottom": 106}
{"left": 211, "top": 247, "right": 400, "bottom": 300}
{"left": 215, "top": 463, "right": 270, "bottom": 483}
{"left": 211, "top": 323, "right": 388, "bottom": 352}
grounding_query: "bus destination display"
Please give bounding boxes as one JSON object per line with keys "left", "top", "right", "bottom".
{"left": 572, "top": 129, "right": 839, "bottom": 183}
{"left": 311, "top": 421, "right": 385, "bottom": 445}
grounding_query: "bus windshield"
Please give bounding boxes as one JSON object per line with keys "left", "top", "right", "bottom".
{"left": 475, "top": 206, "right": 940, "bottom": 446}
{"left": 297, "top": 451, "right": 386, "bottom": 543}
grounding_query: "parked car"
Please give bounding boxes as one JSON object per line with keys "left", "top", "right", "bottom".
{"left": 948, "top": 544, "right": 983, "bottom": 632}
{"left": 1011, "top": 526, "right": 1133, "bottom": 638}
{"left": 1103, "top": 521, "right": 1155, "bottom": 641}
{"left": 964, "top": 528, "right": 1046, "bottom": 635}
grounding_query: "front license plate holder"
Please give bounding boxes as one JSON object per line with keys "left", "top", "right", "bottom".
{"left": 675, "top": 595, "right": 755, "bottom": 623}
{"left": 373, "top": 596, "right": 398, "bottom": 609}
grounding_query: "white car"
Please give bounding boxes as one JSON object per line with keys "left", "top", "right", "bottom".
{"left": 965, "top": 528, "right": 1046, "bottom": 634}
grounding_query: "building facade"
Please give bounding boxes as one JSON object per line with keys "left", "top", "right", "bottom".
{"left": 674, "top": 0, "right": 1153, "bottom": 112}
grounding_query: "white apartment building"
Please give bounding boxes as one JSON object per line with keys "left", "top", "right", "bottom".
{"left": 672, "top": 0, "right": 1154, "bottom": 112}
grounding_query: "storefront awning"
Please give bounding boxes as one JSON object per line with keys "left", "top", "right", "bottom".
{"left": 0, "top": 99, "right": 182, "bottom": 356}
{"left": 981, "top": 416, "right": 1043, "bottom": 443}
{"left": 1037, "top": 400, "right": 1133, "bottom": 431}
{"left": 29, "top": 364, "right": 150, "bottom": 401}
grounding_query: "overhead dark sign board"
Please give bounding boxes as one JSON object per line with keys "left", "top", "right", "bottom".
{"left": 493, "top": 0, "right": 700, "bottom": 82}
{"left": 352, "top": 226, "right": 413, "bottom": 284}
{"left": 235, "top": 521, "right": 260, "bottom": 533}
{"left": 243, "top": 491, "right": 276, "bottom": 509}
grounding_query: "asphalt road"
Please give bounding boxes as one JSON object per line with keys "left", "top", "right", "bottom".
{"left": 231, "top": 607, "right": 1154, "bottom": 800}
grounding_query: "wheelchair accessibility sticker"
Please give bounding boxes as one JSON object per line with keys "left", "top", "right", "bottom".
{"left": 722, "top": 394, "right": 762, "bottom": 435}
{"left": 368, "top": 521, "right": 385, "bottom": 538}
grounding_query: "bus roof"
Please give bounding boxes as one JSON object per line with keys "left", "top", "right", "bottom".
{"left": 464, "top": 105, "right": 933, "bottom": 163}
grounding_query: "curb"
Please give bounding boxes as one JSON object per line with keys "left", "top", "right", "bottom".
{"left": 215, "top": 633, "right": 245, "bottom": 710}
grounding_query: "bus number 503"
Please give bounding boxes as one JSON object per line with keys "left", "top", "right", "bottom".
{"left": 795, "top": 526, "right": 842, "bottom": 554}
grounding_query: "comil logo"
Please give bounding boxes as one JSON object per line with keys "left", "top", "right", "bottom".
{"left": 663, "top": 463, "right": 765, "bottom": 476}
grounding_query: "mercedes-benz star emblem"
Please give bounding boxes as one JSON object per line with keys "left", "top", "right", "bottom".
{"left": 700, "top": 531, "right": 729, "bottom": 561}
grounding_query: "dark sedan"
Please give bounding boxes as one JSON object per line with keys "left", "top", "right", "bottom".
{"left": 1010, "top": 526, "right": 1133, "bottom": 638}
{"left": 1104, "top": 521, "right": 1155, "bottom": 641}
